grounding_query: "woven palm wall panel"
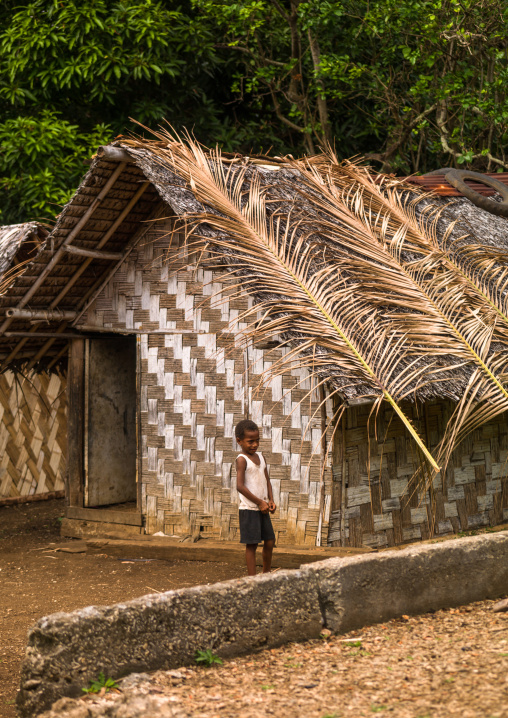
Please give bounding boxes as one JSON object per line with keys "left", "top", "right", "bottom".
{"left": 80, "top": 221, "right": 333, "bottom": 545}
{"left": 0, "top": 371, "right": 67, "bottom": 498}
{"left": 329, "top": 400, "right": 508, "bottom": 548}
{"left": 81, "top": 216, "right": 508, "bottom": 547}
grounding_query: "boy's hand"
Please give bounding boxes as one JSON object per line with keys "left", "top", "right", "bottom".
{"left": 258, "top": 500, "right": 270, "bottom": 514}
{"left": 268, "top": 501, "right": 276, "bottom": 514}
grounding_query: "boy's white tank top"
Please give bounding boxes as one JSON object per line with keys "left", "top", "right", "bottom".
{"left": 238, "top": 452, "right": 267, "bottom": 510}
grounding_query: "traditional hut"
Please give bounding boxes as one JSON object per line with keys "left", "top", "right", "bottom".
{"left": 1, "top": 139, "right": 507, "bottom": 546}
{"left": 0, "top": 223, "right": 67, "bottom": 502}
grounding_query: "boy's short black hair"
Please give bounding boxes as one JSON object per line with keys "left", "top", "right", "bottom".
{"left": 235, "top": 419, "right": 259, "bottom": 439}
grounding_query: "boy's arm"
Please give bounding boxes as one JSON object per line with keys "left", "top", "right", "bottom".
{"left": 237, "top": 456, "right": 269, "bottom": 512}
{"left": 264, "top": 466, "right": 276, "bottom": 513}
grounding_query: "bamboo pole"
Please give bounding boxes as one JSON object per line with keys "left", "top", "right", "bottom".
{"left": 63, "top": 246, "right": 123, "bottom": 261}
{"left": 340, "top": 412, "right": 347, "bottom": 547}
{"left": 316, "top": 383, "right": 328, "bottom": 547}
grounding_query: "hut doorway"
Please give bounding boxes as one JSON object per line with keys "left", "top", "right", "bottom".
{"left": 83, "top": 335, "right": 137, "bottom": 507}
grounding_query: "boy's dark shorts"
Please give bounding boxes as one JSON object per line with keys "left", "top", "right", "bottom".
{"left": 239, "top": 510, "right": 275, "bottom": 544}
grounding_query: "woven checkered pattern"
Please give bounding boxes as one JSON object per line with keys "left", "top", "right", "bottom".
{"left": 329, "top": 401, "right": 508, "bottom": 547}
{"left": 82, "top": 221, "right": 331, "bottom": 545}
{"left": 0, "top": 371, "right": 66, "bottom": 498}
{"left": 82, "top": 217, "right": 508, "bottom": 546}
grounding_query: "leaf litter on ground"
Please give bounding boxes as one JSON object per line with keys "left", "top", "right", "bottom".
{"left": 46, "top": 598, "right": 507, "bottom": 718}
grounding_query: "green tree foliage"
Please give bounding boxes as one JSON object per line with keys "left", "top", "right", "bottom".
{"left": 196, "top": 0, "right": 508, "bottom": 172}
{"left": 0, "top": 0, "right": 225, "bottom": 222}
{"left": 1, "top": 0, "right": 507, "bottom": 223}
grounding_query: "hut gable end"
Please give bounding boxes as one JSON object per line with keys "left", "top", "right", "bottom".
{"left": 75, "top": 218, "right": 329, "bottom": 545}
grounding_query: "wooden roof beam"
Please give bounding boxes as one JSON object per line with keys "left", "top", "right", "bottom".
{"left": 23, "top": 180, "right": 150, "bottom": 367}
{"left": 0, "top": 162, "right": 127, "bottom": 368}
{"left": 97, "top": 146, "right": 134, "bottom": 163}
{"left": 71, "top": 202, "right": 165, "bottom": 328}
{"left": 0, "top": 161, "right": 127, "bottom": 341}
{"left": 48, "top": 181, "right": 150, "bottom": 309}
{"left": 6, "top": 308, "right": 77, "bottom": 320}
{"left": 62, "top": 246, "right": 123, "bottom": 261}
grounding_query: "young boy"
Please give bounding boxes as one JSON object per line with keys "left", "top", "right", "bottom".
{"left": 235, "top": 419, "right": 276, "bottom": 576}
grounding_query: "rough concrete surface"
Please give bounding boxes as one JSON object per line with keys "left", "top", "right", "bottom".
{"left": 17, "top": 569, "right": 322, "bottom": 717}
{"left": 304, "top": 531, "right": 508, "bottom": 633}
{"left": 38, "top": 694, "right": 185, "bottom": 718}
{"left": 17, "top": 531, "right": 508, "bottom": 717}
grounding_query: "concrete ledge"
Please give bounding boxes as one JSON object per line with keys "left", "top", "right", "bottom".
{"left": 302, "top": 531, "right": 508, "bottom": 633}
{"left": 17, "top": 569, "right": 322, "bottom": 717}
{"left": 17, "top": 531, "right": 508, "bottom": 717}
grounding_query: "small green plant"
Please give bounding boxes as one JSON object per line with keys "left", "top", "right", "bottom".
{"left": 82, "top": 673, "right": 118, "bottom": 694}
{"left": 261, "top": 684, "right": 276, "bottom": 690}
{"left": 371, "top": 706, "right": 387, "bottom": 713}
{"left": 345, "top": 640, "right": 362, "bottom": 648}
{"left": 194, "top": 649, "right": 223, "bottom": 667}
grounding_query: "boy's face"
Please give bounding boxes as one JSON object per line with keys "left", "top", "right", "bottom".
{"left": 237, "top": 429, "right": 260, "bottom": 455}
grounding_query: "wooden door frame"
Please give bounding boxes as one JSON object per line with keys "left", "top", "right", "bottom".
{"left": 67, "top": 336, "right": 142, "bottom": 514}
{"left": 67, "top": 339, "right": 85, "bottom": 508}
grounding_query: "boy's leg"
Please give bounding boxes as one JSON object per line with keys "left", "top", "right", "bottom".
{"left": 245, "top": 543, "right": 258, "bottom": 576}
{"left": 262, "top": 539, "right": 274, "bottom": 573}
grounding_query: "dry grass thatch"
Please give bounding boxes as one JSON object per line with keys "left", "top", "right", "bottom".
{"left": 0, "top": 222, "right": 47, "bottom": 291}
{"left": 121, "top": 130, "right": 508, "bottom": 482}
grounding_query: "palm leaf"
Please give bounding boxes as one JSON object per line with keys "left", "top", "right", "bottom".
{"left": 282, "top": 159, "right": 508, "bottom": 484}
{"left": 314, "top": 153, "right": 508, "bottom": 342}
{"left": 128, "top": 131, "right": 440, "bottom": 471}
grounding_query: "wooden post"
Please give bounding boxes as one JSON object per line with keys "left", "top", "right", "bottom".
{"left": 340, "top": 413, "right": 347, "bottom": 547}
{"left": 315, "top": 383, "right": 328, "bottom": 547}
{"left": 329, "top": 399, "right": 348, "bottom": 547}
{"left": 67, "top": 339, "right": 85, "bottom": 508}
{"left": 136, "top": 335, "right": 143, "bottom": 515}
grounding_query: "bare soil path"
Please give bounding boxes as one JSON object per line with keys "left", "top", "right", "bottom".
{"left": 0, "top": 500, "right": 245, "bottom": 718}
{"left": 2, "top": 500, "right": 507, "bottom": 718}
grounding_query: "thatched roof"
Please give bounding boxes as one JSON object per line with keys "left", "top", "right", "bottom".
{"left": 0, "top": 223, "right": 47, "bottom": 283}
{"left": 0, "top": 139, "right": 507, "bottom": 413}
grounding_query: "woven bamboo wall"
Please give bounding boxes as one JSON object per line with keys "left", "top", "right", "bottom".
{"left": 329, "top": 401, "right": 508, "bottom": 548}
{"left": 80, "top": 220, "right": 333, "bottom": 545}
{"left": 0, "top": 371, "right": 67, "bottom": 498}
{"left": 80, "top": 215, "right": 508, "bottom": 547}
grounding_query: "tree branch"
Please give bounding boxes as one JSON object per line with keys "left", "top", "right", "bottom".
{"left": 214, "top": 44, "right": 286, "bottom": 67}
{"left": 307, "top": 29, "right": 332, "bottom": 145}
{"left": 436, "top": 103, "right": 508, "bottom": 170}
{"left": 269, "top": 86, "right": 307, "bottom": 134}
{"left": 366, "top": 103, "right": 438, "bottom": 170}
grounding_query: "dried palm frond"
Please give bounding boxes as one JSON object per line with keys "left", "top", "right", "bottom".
{"left": 127, "top": 130, "right": 440, "bottom": 471}
{"left": 310, "top": 152, "right": 508, "bottom": 341}
{"left": 294, "top": 157, "right": 508, "bottom": 478}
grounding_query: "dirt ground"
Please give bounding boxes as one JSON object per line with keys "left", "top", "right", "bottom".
{"left": 46, "top": 600, "right": 508, "bottom": 718}
{"left": 0, "top": 499, "right": 246, "bottom": 718}
{"left": 1, "top": 500, "right": 507, "bottom": 718}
